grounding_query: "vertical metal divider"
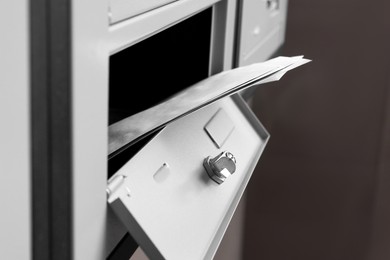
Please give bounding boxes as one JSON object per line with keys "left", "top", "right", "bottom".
{"left": 30, "top": 0, "right": 50, "bottom": 259}
{"left": 209, "top": 0, "right": 236, "bottom": 74}
{"left": 49, "top": 0, "right": 73, "bottom": 258}
{"left": 30, "top": 0, "right": 73, "bottom": 259}
{"left": 232, "top": 0, "right": 244, "bottom": 69}
{"left": 209, "top": 0, "right": 227, "bottom": 75}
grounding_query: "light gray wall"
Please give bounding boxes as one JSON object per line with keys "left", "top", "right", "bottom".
{"left": 0, "top": 1, "right": 31, "bottom": 259}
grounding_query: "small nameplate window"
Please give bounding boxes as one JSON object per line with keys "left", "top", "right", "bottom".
{"left": 204, "top": 108, "right": 235, "bottom": 148}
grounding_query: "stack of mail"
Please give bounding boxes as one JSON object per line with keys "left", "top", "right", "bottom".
{"left": 109, "top": 55, "right": 311, "bottom": 157}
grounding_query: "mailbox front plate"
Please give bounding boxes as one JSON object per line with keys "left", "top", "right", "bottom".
{"left": 107, "top": 94, "right": 269, "bottom": 260}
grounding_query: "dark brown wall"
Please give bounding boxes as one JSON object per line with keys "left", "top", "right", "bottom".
{"left": 244, "top": 1, "right": 390, "bottom": 259}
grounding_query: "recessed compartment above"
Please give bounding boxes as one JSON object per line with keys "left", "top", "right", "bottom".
{"left": 109, "top": 0, "right": 178, "bottom": 24}
{"left": 236, "top": 0, "right": 288, "bottom": 65}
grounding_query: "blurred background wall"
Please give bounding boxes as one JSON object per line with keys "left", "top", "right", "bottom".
{"left": 243, "top": 0, "right": 390, "bottom": 259}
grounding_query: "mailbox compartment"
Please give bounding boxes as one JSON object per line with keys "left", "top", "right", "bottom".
{"left": 107, "top": 94, "right": 269, "bottom": 260}
{"left": 236, "top": 0, "right": 288, "bottom": 65}
{"left": 108, "top": 7, "right": 212, "bottom": 127}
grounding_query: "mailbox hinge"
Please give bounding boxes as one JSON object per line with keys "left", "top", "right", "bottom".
{"left": 106, "top": 174, "right": 126, "bottom": 197}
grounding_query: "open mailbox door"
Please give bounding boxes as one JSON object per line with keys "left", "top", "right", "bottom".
{"left": 106, "top": 56, "right": 310, "bottom": 259}
{"left": 107, "top": 95, "right": 268, "bottom": 260}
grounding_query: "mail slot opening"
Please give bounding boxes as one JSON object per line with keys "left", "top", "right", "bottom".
{"left": 108, "top": 8, "right": 212, "bottom": 178}
{"left": 108, "top": 8, "right": 212, "bottom": 126}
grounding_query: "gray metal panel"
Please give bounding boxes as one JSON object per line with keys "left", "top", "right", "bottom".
{"left": 108, "top": 95, "right": 269, "bottom": 260}
{"left": 71, "top": 1, "right": 111, "bottom": 259}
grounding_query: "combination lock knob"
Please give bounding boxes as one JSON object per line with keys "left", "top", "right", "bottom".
{"left": 204, "top": 151, "right": 237, "bottom": 184}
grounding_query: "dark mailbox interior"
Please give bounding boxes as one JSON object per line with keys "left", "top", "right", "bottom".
{"left": 107, "top": 7, "right": 213, "bottom": 259}
{"left": 109, "top": 8, "right": 213, "bottom": 126}
{"left": 107, "top": 5, "right": 213, "bottom": 211}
